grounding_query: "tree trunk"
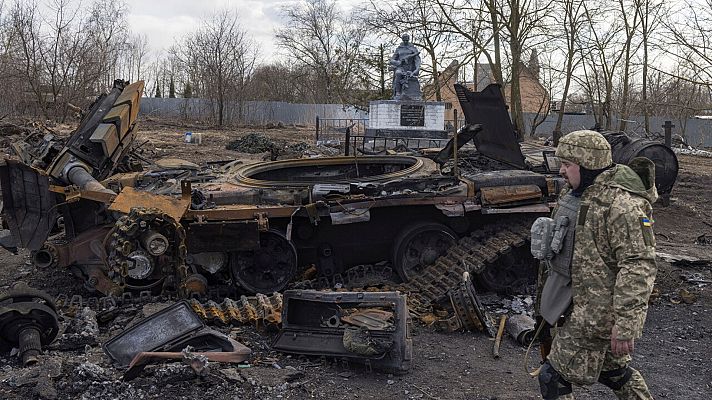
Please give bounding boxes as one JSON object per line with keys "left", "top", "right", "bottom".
{"left": 488, "top": 0, "right": 504, "bottom": 93}
{"left": 617, "top": 36, "right": 634, "bottom": 132}
{"left": 510, "top": 54, "right": 525, "bottom": 139}
{"left": 429, "top": 48, "right": 441, "bottom": 101}
{"left": 379, "top": 44, "right": 386, "bottom": 96}
{"left": 508, "top": 2, "right": 524, "bottom": 140}
{"left": 641, "top": 2, "right": 650, "bottom": 134}
{"left": 554, "top": 55, "right": 574, "bottom": 145}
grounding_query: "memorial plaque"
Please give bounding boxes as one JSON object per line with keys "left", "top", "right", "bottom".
{"left": 400, "top": 104, "right": 425, "bottom": 126}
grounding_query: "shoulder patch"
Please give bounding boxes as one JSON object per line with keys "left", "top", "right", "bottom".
{"left": 639, "top": 217, "right": 655, "bottom": 246}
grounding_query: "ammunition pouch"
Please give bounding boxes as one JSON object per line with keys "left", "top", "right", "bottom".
{"left": 547, "top": 194, "right": 581, "bottom": 278}
{"left": 550, "top": 216, "right": 570, "bottom": 255}
{"left": 531, "top": 217, "right": 555, "bottom": 261}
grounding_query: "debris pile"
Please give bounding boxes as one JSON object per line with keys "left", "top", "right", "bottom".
{"left": 58, "top": 307, "right": 99, "bottom": 349}
{"left": 673, "top": 146, "right": 712, "bottom": 158}
{"left": 226, "top": 132, "right": 280, "bottom": 153}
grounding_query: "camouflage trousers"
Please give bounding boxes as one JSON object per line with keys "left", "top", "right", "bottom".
{"left": 547, "top": 323, "right": 653, "bottom": 400}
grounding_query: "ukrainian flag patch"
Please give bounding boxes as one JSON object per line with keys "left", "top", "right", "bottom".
{"left": 641, "top": 217, "right": 653, "bottom": 227}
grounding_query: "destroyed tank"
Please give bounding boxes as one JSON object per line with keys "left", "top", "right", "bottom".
{"left": 0, "top": 82, "right": 580, "bottom": 308}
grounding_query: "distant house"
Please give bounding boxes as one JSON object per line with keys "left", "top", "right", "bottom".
{"left": 424, "top": 60, "right": 496, "bottom": 124}
{"left": 503, "top": 51, "right": 549, "bottom": 115}
{"left": 425, "top": 52, "right": 549, "bottom": 123}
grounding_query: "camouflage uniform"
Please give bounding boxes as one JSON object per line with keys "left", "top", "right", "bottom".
{"left": 538, "top": 131, "right": 658, "bottom": 399}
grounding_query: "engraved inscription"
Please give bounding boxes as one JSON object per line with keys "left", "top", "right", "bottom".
{"left": 400, "top": 104, "right": 425, "bottom": 126}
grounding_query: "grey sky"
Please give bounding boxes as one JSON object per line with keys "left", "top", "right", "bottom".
{"left": 124, "top": 0, "right": 356, "bottom": 62}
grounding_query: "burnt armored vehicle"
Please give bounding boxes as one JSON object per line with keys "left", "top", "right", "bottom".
{"left": 1, "top": 81, "right": 563, "bottom": 305}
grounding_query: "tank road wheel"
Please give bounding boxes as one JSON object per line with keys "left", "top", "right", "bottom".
{"left": 393, "top": 222, "right": 458, "bottom": 282}
{"left": 230, "top": 230, "right": 297, "bottom": 294}
{"left": 475, "top": 244, "right": 537, "bottom": 295}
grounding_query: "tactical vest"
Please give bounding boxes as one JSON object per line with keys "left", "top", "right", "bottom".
{"left": 530, "top": 193, "right": 581, "bottom": 272}
{"left": 532, "top": 192, "right": 581, "bottom": 324}
{"left": 548, "top": 193, "right": 581, "bottom": 277}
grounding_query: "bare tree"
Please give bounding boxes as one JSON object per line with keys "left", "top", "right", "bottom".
{"left": 435, "top": 0, "right": 504, "bottom": 93}
{"left": 276, "top": 0, "right": 366, "bottom": 104}
{"left": 6, "top": 0, "right": 132, "bottom": 120}
{"left": 575, "top": 1, "right": 627, "bottom": 130}
{"left": 550, "top": 0, "right": 586, "bottom": 144}
{"left": 117, "top": 33, "right": 149, "bottom": 83}
{"left": 614, "top": 0, "right": 642, "bottom": 132}
{"left": 495, "top": 0, "right": 553, "bottom": 138}
{"left": 635, "top": 0, "right": 664, "bottom": 133}
{"left": 658, "top": 1, "right": 712, "bottom": 93}
{"left": 177, "top": 10, "right": 257, "bottom": 125}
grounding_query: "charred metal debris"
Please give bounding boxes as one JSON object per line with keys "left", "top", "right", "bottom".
{"left": 0, "top": 81, "right": 680, "bottom": 377}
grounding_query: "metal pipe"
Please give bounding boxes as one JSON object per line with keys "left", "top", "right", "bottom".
{"left": 32, "top": 248, "right": 56, "bottom": 268}
{"left": 67, "top": 166, "right": 116, "bottom": 195}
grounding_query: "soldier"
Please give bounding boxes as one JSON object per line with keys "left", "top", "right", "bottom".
{"left": 530, "top": 130, "right": 658, "bottom": 399}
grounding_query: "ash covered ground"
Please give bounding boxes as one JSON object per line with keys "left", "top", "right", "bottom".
{"left": 0, "top": 118, "right": 710, "bottom": 399}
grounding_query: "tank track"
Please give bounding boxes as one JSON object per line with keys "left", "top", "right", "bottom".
{"left": 398, "top": 220, "right": 532, "bottom": 311}
{"left": 290, "top": 220, "right": 533, "bottom": 312}
{"left": 56, "top": 221, "right": 532, "bottom": 324}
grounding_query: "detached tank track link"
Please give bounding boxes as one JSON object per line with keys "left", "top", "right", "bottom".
{"left": 399, "top": 220, "right": 533, "bottom": 311}
{"left": 54, "top": 290, "right": 284, "bottom": 329}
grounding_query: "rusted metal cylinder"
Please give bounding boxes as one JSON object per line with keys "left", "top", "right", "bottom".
{"left": 32, "top": 247, "right": 56, "bottom": 269}
{"left": 505, "top": 313, "right": 536, "bottom": 346}
{"left": 603, "top": 132, "right": 679, "bottom": 196}
{"left": 141, "top": 231, "right": 169, "bottom": 256}
{"left": 19, "top": 326, "right": 42, "bottom": 366}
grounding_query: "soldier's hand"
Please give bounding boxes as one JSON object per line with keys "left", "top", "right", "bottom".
{"left": 611, "top": 325, "right": 635, "bottom": 356}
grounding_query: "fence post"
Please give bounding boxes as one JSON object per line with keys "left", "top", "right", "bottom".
{"left": 344, "top": 126, "right": 351, "bottom": 156}
{"left": 453, "top": 108, "right": 459, "bottom": 132}
{"left": 661, "top": 120, "right": 674, "bottom": 207}
{"left": 315, "top": 116, "right": 320, "bottom": 142}
{"left": 662, "top": 120, "right": 674, "bottom": 148}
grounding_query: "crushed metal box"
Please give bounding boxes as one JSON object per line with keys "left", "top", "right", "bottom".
{"left": 104, "top": 301, "right": 239, "bottom": 367}
{"left": 272, "top": 290, "right": 412, "bottom": 373}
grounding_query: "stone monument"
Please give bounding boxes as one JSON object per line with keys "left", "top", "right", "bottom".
{"left": 366, "top": 34, "right": 446, "bottom": 140}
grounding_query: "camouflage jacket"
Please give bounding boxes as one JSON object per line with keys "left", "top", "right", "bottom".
{"left": 548, "top": 158, "right": 658, "bottom": 341}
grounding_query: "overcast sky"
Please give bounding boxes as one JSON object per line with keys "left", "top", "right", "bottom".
{"left": 123, "top": 0, "right": 358, "bottom": 62}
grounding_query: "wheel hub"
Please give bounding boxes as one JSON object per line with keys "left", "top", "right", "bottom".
{"left": 231, "top": 230, "right": 297, "bottom": 293}
{"left": 394, "top": 223, "right": 457, "bottom": 282}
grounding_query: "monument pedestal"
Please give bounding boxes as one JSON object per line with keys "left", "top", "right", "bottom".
{"left": 366, "top": 100, "right": 446, "bottom": 139}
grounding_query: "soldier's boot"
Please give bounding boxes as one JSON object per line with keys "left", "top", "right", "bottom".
{"left": 598, "top": 366, "right": 653, "bottom": 400}
{"left": 538, "top": 361, "right": 574, "bottom": 399}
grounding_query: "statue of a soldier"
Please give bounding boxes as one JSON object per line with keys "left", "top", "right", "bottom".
{"left": 389, "top": 34, "right": 422, "bottom": 100}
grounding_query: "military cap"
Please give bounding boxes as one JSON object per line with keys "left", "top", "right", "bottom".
{"left": 555, "top": 130, "right": 612, "bottom": 169}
